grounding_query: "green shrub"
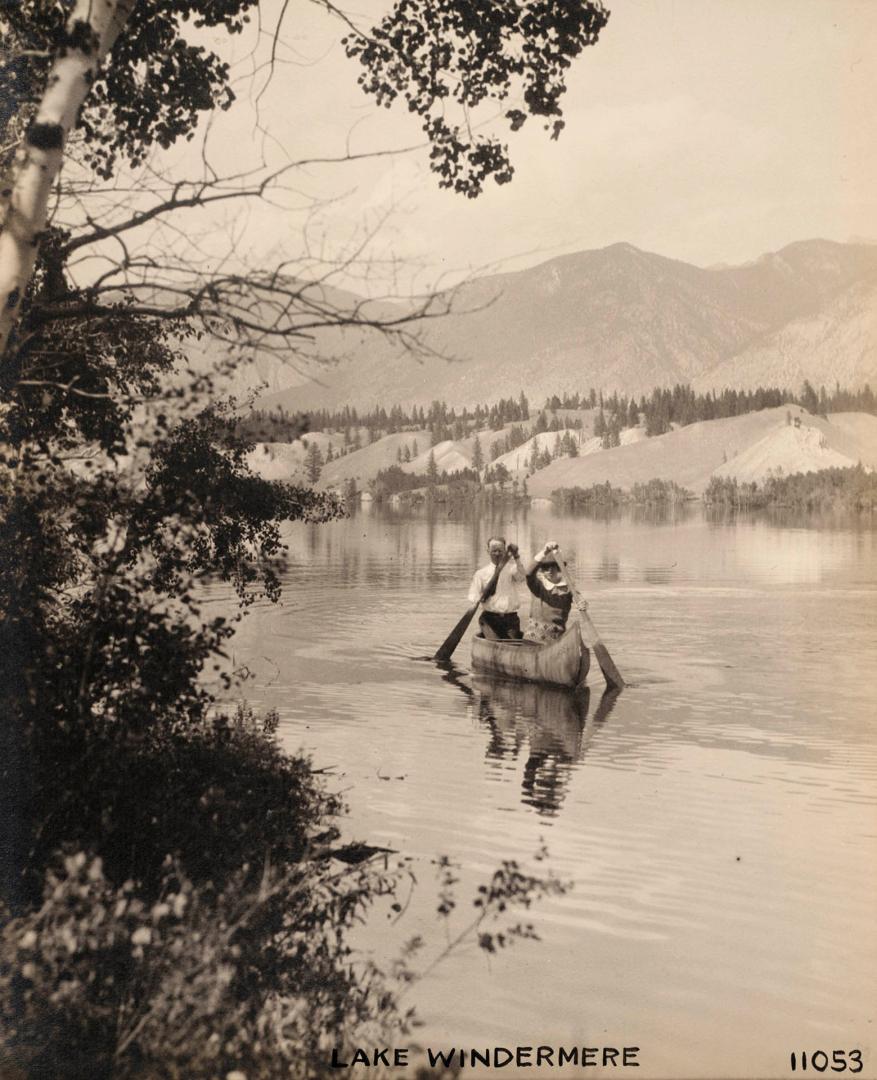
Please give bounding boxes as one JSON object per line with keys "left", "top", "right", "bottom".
{"left": 1, "top": 848, "right": 403, "bottom": 1079}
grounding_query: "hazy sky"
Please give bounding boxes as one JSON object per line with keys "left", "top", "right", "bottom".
{"left": 185, "top": 0, "right": 876, "bottom": 289}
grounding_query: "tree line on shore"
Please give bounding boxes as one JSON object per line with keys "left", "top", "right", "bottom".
{"left": 552, "top": 479, "right": 692, "bottom": 509}
{"left": 295, "top": 377, "right": 876, "bottom": 493}
{"left": 239, "top": 380, "right": 877, "bottom": 455}
{"left": 704, "top": 466, "right": 877, "bottom": 512}
{"left": 366, "top": 464, "right": 877, "bottom": 516}
{"left": 369, "top": 462, "right": 531, "bottom": 503}
{"left": 545, "top": 469, "right": 877, "bottom": 514}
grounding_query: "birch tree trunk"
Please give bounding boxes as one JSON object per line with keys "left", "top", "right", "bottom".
{"left": 0, "top": 0, "right": 136, "bottom": 356}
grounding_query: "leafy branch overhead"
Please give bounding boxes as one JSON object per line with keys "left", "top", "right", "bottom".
{"left": 3, "top": 0, "right": 608, "bottom": 192}
{"left": 0, "top": 0, "right": 259, "bottom": 180}
{"left": 344, "top": 0, "right": 610, "bottom": 196}
{"left": 0, "top": 0, "right": 610, "bottom": 366}
{"left": 0, "top": 4, "right": 610, "bottom": 1072}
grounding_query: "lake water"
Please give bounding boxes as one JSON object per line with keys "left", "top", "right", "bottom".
{"left": 215, "top": 503, "right": 877, "bottom": 1078}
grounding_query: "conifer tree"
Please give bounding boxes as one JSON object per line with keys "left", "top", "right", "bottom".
{"left": 800, "top": 380, "right": 820, "bottom": 415}
{"left": 528, "top": 438, "right": 541, "bottom": 474}
{"left": 472, "top": 434, "right": 484, "bottom": 471}
{"left": 427, "top": 449, "right": 439, "bottom": 485}
{"left": 305, "top": 441, "right": 324, "bottom": 483}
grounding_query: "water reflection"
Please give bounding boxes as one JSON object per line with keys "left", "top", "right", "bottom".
{"left": 550, "top": 503, "right": 698, "bottom": 527}
{"left": 704, "top": 504, "right": 876, "bottom": 532}
{"left": 628, "top": 503, "right": 696, "bottom": 526}
{"left": 439, "top": 664, "right": 621, "bottom": 817}
{"left": 216, "top": 502, "right": 877, "bottom": 1076}
{"left": 643, "top": 563, "right": 676, "bottom": 584}
{"left": 596, "top": 555, "right": 621, "bottom": 581}
{"left": 287, "top": 501, "right": 877, "bottom": 592}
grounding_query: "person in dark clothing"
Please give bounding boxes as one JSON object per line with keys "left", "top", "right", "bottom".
{"left": 523, "top": 541, "right": 573, "bottom": 642}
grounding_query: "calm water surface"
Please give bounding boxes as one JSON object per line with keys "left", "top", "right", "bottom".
{"left": 214, "top": 504, "right": 877, "bottom": 1078}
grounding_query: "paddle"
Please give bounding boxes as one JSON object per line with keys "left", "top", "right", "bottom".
{"left": 552, "top": 546, "right": 625, "bottom": 690}
{"left": 433, "top": 553, "right": 510, "bottom": 662}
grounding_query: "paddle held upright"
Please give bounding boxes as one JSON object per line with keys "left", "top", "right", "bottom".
{"left": 553, "top": 547, "right": 625, "bottom": 690}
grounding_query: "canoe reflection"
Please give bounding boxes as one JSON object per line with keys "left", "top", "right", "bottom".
{"left": 470, "top": 677, "right": 619, "bottom": 817}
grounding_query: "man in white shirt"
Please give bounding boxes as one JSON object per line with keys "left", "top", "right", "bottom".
{"left": 468, "top": 535, "right": 526, "bottom": 640}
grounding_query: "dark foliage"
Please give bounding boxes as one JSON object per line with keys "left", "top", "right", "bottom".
{"left": 344, "top": 0, "right": 609, "bottom": 196}
{"left": 629, "top": 478, "right": 692, "bottom": 503}
{"left": 0, "top": 400, "right": 341, "bottom": 905}
{"left": 638, "top": 382, "right": 877, "bottom": 436}
{"left": 552, "top": 482, "right": 624, "bottom": 508}
{"left": 235, "top": 406, "right": 310, "bottom": 444}
{"left": 704, "top": 466, "right": 877, "bottom": 512}
{"left": 303, "top": 394, "right": 532, "bottom": 445}
{"left": 1, "top": 1, "right": 258, "bottom": 179}
{"left": 0, "top": 226, "right": 194, "bottom": 456}
{"left": 0, "top": 4, "right": 606, "bottom": 1069}
{"left": 0, "top": 711, "right": 405, "bottom": 1079}
{"left": 372, "top": 464, "right": 481, "bottom": 497}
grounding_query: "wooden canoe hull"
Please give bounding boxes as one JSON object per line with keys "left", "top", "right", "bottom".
{"left": 471, "top": 622, "right": 590, "bottom": 690}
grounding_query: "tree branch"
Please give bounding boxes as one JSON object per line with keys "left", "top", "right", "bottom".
{"left": 0, "top": 0, "right": 137, "bottom": 354}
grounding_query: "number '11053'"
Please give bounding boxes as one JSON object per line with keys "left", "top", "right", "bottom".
{"left": 790, "top": 1050, "right": 863, "bottom": 1073}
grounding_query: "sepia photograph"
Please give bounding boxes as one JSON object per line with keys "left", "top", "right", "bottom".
{"left": 1, "top": 1, "right": 875, "bottom": 1077}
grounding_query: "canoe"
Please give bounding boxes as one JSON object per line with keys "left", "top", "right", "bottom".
{"left": 471, "top": 621, "right": 590, "bottom": 690}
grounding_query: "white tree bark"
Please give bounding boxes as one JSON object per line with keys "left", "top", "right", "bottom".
{"left": 0, "top": 0, "right": 136, "bottom": 355}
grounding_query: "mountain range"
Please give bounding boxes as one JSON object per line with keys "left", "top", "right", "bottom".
{"left": 245, "top": 239, "right": 877, "bottom": 412}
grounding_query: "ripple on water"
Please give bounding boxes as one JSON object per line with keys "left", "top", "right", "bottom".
{"left": 208, "top": 507, "right": 877, "bottom": 1074}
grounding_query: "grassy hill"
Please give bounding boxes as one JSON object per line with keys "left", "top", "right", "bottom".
{"left": 527, "top": 407, "right": 877, "bottom": 497}
{"left": 244, "top": 408, "right": 877, "bottom": 498}
{"left": 317, "top": 431, "right": 429, "bottom": 489}
{"left": 244, "top": 432, "right": 341, "bottom": 482}
{"left": 402, "top": 439, "right": 471, "bottom": 475}
{"left": 712, "top": 425, "right": 859, "bottom": 483}
{"left": 492, "top": 429, "right": 585, "bottom": 473}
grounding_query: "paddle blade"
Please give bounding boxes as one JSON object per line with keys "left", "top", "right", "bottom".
{"left": 433, "top": 602, "right": 479, "bottom": 662}
{"left": 592, "top": 639, "right": 625, "bottom": 690}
